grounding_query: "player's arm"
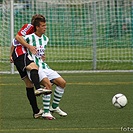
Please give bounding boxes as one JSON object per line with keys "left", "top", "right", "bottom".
{"left": 15, "top": 34, "right": 37, "bottom": 54}
{"left": 15, "top": 34, "right": 37, "bottom": 55}
{"left": 15, "top": 24, "right": 37, "bottom": 54}
{"left": 10, "top": 44, "right": 15, "bottom": 63}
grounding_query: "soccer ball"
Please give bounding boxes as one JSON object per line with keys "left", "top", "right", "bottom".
{"left": 112, "top": 93, "right": 127, "bottom": 109}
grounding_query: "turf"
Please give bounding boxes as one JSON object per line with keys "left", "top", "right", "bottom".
{"left": 0, "top": 72, "right": 133, "bottom": 133}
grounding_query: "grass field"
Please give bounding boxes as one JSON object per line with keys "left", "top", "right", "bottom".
{"left": 0, "top": 72, "right": 133, "bottom": 133}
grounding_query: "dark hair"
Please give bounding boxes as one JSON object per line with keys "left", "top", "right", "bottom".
{"left": 31, "top": 14, "right": 45, "bottom": 25}
{"left": 33, "top": 17, "right": 46, "bottom": 32}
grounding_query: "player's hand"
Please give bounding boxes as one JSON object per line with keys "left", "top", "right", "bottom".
{"left": 29, "top": 45, "right": 37, "bottom": 55}
{"left": 10, "top": 56, "right": 14, "bottom": 63}
{"left": 41, "top": 54, "right": 46, "bottom": 61}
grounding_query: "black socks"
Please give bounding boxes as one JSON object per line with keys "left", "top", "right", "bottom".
{"left": 30, "top": 69, "right": 41, "bottom": 90}
{"left": 26, "top": 87, "right": 39, "bottom": 114}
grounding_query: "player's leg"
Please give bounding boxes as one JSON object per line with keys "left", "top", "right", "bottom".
{"left": 27, "top": 67, "right": 52, "bottom": 96}
{"left": 40, "top": 77, "right": 52, "bottom": 114}
{"left": 16, "top": 53, "right": 49, "bottom": 96}
{"left": 23, "top": 76, "right": 43, "bottom": 118}
{"left": 14, "top": 54, "right": 41, "bottom": 91}
{"left": 52, "top": 77, "right": 66, "bottom": 88}
{"left": 36, "top": 70, "right": 54, "bottom": 120}
{"left": 45, "top": 69, "right": 67, "bottom": 116}
{"left": 50, "top": 74, "right": 66, "bottom": 109}
{"left": 40, "top": 76, "right": 52, "bottom": 91}
{"left": 50, "top": 77, "right": 67, "bottom": 116}
{"left": 25, "top": 55, "right": 42, "bottom": 90}
{"left": 51, "top": 77, "right": 66, "bottom": 110}
{"left": 41, "top": 93, "right": 55, "bottom": 120}
{"left": 15, "top": 65, "right": 42, "bottom": 118}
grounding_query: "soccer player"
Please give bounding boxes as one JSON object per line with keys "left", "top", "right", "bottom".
{"left": 23, "top": 16, "right": 67, "bottom": 120}
{"left": 10, "top": 14, "right": 52, "bottom": 118}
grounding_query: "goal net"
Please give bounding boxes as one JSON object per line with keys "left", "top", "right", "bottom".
{"left": 0, "top": 0, "right": 133, "bottom": 73}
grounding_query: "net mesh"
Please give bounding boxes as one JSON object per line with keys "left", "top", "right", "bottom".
{"left": 0, "top": 0, "right": 132, "bottom": 73}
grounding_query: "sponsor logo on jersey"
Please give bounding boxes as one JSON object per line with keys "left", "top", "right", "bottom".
{"left": 21, "top": 24, "right": 32, "bottom": 36}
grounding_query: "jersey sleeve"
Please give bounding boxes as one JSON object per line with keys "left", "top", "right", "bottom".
{"left": 17, "top": 24, "right": 34, "bottom": 36}
{"left": 46, "top": 36, "right": 49, "bottom": 43}
{"left": 43, "top": 35, "right": 49, "bottom": 45}
{"left": 12, "top": 38, "right": 20, "bottom": 46}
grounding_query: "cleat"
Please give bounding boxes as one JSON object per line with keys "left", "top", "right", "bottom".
{"left": 33, "top": 109, "right": 44, "bottom": 119}
{"left": 42, "top": 112, "right": 55, "bottom": 120}
{"left": 49, "top": 106, "right": 67, "bottom": 117}
{"left": 35, "top": 88, "right": 52, "bottom": 96}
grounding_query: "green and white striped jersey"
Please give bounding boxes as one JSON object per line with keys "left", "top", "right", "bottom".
{"left": 23, "top": 33, "right": 50, "bottom": 69}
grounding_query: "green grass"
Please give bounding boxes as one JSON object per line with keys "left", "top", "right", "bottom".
{"left": 0, "top": 72, "right": 133, "bottom": 133}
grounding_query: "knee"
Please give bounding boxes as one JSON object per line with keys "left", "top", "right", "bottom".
{"left": 40, "top": 78, "right": 52, "bottom": 90}
{"left": 24, "top": 78, "right": 34, "bottom": 88}
{"left": 60, "top": 80, "right": 66, "bottom": 88}
{"left": 53, "top": 77, "right": 66, "bottom": 89}
{"left": 25, "top": 82, "right": 34, "bottom": 88}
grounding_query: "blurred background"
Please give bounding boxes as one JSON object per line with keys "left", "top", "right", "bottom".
{"left": 0, "top": 0, "right": 132, "bottom": 73}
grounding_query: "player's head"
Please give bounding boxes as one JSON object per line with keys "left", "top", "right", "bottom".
{"left": 33, "top": 17, "right": 46, "bottom": 33}
{"left": 31, "top": 14, "right": 45, "bottom": 25}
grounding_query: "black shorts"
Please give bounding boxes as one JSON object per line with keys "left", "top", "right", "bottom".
{"left": 14, "top": 53, "right": 34, "bottom": 79}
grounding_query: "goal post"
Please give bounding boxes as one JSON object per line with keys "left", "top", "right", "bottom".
{"left": 10, "top": 0, "right": 14, "bottom": 74}
{"left": 0, "top": 0, "right": 132, "bottom": 73}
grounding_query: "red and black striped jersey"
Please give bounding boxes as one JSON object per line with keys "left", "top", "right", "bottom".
{"left": 17, "top": 24, "right": 34, "bottom": 36}
{"left": 12, "top": 24, "right": 34, "bottom": 60}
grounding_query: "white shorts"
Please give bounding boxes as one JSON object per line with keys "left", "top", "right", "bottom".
{"left": 39, "top": 67, "right": 61, "bottom": 81}
{"left": 27, "top": 67, "right": 47, "bottom": 82}
{"left": 27, "top": 67, "right": 61, "bottom": 82}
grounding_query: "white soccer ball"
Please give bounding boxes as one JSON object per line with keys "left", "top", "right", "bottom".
{"left": 112, "top": 93, "right": 127, "bottom": 109}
